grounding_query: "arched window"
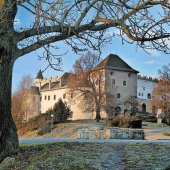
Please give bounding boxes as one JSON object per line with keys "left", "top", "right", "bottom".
{"left": 142, "top": 103, "right": 146, "bottom": 112}
{"left": 147, "top": 93, "right": 151, "bottom": 99}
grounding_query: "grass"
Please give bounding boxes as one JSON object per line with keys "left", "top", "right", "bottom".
{"left": 1, "top": 142, "right": 170, "bottom": 170}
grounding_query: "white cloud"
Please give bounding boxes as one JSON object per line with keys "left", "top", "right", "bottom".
{"left": 144, "top": 60, "right": 155, "bottom": 65}
{"left": 145, "top": 49, "right": 160, "bottom": 56}
{"left": 14, "top": 18, "right": 20, "bottom": 25}
{"left": 107, "top": 28, "right": 121, "bottom": 36}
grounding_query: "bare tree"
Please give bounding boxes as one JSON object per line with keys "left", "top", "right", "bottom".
{"left": 12, "top": 74, "right": 33, "bottom": 125}
{"left": 12, "top": 93, "right": 23, "bottom": 127}
{"left": 124, "top": 97, "right": 141, "bottom": 116}
{"left": 69, "top": 52, "right": 117, "bottom": 122}
{"left": 1, "top": 0, "right": 170, "bottom": 161}
{"left": 151, "top": 63, "right": 170, "bottom": 115}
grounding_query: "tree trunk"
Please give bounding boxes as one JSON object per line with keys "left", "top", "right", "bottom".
{"left": 95, "top": 102, "right": 101, "bottom": 122}
{"left": 0, "top": 55, "right": 19, "bottom": 162}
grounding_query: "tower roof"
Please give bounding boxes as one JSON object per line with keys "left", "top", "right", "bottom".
{"left": 95, "top": 54, "right": 139, "bottom": 73}
{"left": 36, "top": 69, "right": 44, "bottom": 79}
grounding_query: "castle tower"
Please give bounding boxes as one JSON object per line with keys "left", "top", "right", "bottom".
{"left": 34, "top": 69, "right": 44, "bottom": 90}
{"left": 30, "top": 86, "right": 41, "bottom": 118}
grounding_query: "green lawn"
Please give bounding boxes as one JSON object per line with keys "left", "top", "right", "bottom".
{"left": 1, "top": 142, "right": 170, "bottom": 170}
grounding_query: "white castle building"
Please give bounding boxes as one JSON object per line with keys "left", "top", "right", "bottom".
{"left": 137, "top": 76, "right": 158, "bottom": 114}
{"left": 30, "top": 54, "right": 158, "bottom": 120}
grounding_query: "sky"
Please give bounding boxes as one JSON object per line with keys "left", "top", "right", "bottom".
{"left": 12, "top": 5, "right": 170, "bottom": 92}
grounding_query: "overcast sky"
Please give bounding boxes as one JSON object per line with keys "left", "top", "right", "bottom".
{"left": 12, "top": 6, "right": 170, "bottom": 92}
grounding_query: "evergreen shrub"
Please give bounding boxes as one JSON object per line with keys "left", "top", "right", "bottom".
{"left": 46, "top": 98, "right": 73, "bottom": 124}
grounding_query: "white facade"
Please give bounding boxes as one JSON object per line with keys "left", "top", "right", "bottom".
{"left": 137, "top": 78, "right": 157, "bottom": 100}
{"left": 40, "top": 87, "right": 94, "bottom": 120}
{"left": 137, "top": 77, "right": 158, "bottom": 113}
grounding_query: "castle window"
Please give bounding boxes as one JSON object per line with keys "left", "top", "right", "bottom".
{"left": 128, "top": 73, "right": 131, "bottom": 77}
{"left": 71, "top": 93, "right": 73, "bottom": 98}
{"left": 138, "top": 93, "right": 140, "bottom": 96}
{"left": 112, "top": 79, "right": 115, "bottom": 86}
{"left": 141, "top": 93, "right": 143, "bottom": 96}
{"left": 147, "top": 93, "right": 151, "bottom": 99}
{"left": 54, "top": 95, "right": 56, "bottom": 100}
{"left": 44, "top": 95, "right": 47, "bottom": 100}
{"left": 110, "top": 71, "right": 113, "bottom": 75}
{"left": 117, "top": 93, "right": 120, "bottom": 98}
{"left": 63, "top": 94, "right": 66, "bottom": 99}
{"left": 40, "top": 96, "right": 42, "bottom": 101}
{"left": 48, "top": 96, "right": 50, "bottom": 100}
{"left": 123, "top": 81, "right": 127, "bottom": 86}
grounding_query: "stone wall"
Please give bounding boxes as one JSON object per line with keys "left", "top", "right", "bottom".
{"left": 77, "top": 128, "right": 144, "bottom": 140}
{"left": 106, "top": 128, "right": 144, "bottom": 140}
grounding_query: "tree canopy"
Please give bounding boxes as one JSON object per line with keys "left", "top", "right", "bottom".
{"left": 1, "top": 0, "right": 170, "bottom": 64}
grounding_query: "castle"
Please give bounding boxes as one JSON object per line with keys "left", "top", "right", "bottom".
{"left": 30, "top": 54, "right": 158, "bottom": 120}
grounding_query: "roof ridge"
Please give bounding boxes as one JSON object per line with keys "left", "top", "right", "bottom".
{"left": 95, "top": 54, "right": 139, "bottom": 73}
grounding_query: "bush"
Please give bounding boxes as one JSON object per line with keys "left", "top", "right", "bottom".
{"left": 46, "top": 98, "right": 73, "bottom": 124}
{"left": 141, "top": 116, "right": 157, "bottom": 123}
{"left": 37, "top": 124, "right": 51, "bottom": 136}
{"left": 17, "top": 113, "right": 51, "bottom": 136}
{"left": 105, "top": 115, "right": 142, "bottom": 128}
{"left": 129, "top": 119, "right": 142, "bottom": 128}
{"left": 30, "top": 113, "right": 51, "bottom": 130}
{"left": 164, "top": 117, "right": 170, "bottom": 125}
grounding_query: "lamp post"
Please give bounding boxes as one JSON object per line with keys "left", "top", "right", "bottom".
{"left": 51, "top": 114, "right": 54, "bottom": 138}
